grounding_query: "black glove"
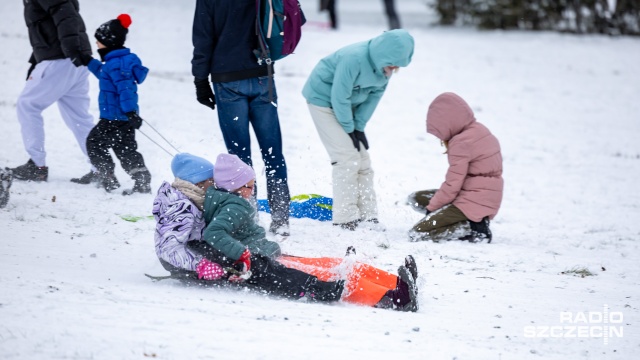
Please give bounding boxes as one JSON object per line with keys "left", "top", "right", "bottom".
{"left": 78, "top": 53, "right": 94, "bottom": 67}
{"left": 348, "top": 132, "right": 360, "bottom": 151}
{"left": 354, "top": 130, "right": 369, "bottom": 150}
{"left": 347, "top": 130, "right": 369, "bottom": 151}
{"left": 69, "top": 50, "right": 84, "bottom": 67}
{"left": 194, "top": 77, "right": 216, "bottom": 110}
{"left": 126, "top": 111, "right": 143, "bottom": 129}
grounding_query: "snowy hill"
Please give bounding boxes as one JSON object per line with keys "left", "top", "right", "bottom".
{"left": 1, "top": 0, "right": 639, "bottom": 359}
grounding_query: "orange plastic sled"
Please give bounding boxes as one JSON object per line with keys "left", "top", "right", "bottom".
{"left": 277, "top": 256, "right": 398, "bottom": 307}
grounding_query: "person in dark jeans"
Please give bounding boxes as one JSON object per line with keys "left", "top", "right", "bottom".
{"left": 191, "top": 0, "right": 291, "bottom": 236}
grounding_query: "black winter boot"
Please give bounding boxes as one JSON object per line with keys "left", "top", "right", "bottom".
{"left": 376, "top": 266, "right": 418, "bottom": 312}
{"left": 99, "top": 171, "right": 121, "bottom": 192}
{"left": 70, "top": 170, "right": 100, "bottom": 184}
{"left": 305, "top": 278, "right": 345, "bottom": 302}
{"left": 122, "top": 168, "right": 151, "bottom": 196}
{"left": 459, "top": 217, "right": 492, "bottom": 243}
{"left": 333, "top": 219, "right": 360, "bottom": 231}
{"left": 11, "top": 159, "right": 48, "bottom": 182}
{"left": 404, "top": 255, "right": 418, "bottom": 282}
{"left": 267, "top": 180, "right": 290, "bottom": 236}
{"left": 0, "top": 168, "right": 12, "bottom": 208}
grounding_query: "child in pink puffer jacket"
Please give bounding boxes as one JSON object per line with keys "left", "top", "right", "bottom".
{"left": 408, "top": 92, "right": 503, "bottom": 243}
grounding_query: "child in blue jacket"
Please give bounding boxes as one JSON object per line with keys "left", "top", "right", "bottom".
{"left": 76, "top": 14, "right": 151, "bottom": 195}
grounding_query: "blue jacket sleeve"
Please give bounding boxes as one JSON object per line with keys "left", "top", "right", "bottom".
{"left": 87, "top": 58, "right": 102, "bottom": 78}
{"left": 192, "top": 0, "right": 215, "bottom": 79}
{"left": 330, "top": 59, "right": 360, "bottom": 133}
{"left": 353, "top": 85, "right": 386, "bottom": 131}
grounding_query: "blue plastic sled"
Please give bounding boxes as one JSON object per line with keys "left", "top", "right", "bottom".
{"left": 257, "top": 194, "right": 333, "bottom": 221}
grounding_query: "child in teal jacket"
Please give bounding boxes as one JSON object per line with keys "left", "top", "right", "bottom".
{"left": 302, "top": 29, "right": 414, "bottom": 230}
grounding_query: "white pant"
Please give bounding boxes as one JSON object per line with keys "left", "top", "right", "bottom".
{"left": 17, "top": 59, "right": 94, "bottom": 167}
{"left": 308, "top": 103, "right": 378, "bottom": 224}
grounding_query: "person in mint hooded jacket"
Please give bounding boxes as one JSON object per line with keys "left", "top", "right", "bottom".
{"left": 302, "top": 29, "right": 414, "bottom": 230}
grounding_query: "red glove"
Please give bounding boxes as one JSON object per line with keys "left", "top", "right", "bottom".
{"left": 195, "top": 258, "right": 225, "bottom": 281}
{"left": 233, "top": 249, "right": 251, "bottom": 273}
{"left": 229, "top": 249, "right": 251, "bottom": 282}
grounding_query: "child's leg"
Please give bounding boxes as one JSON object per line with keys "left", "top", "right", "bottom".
{"left": 86, "top": 120, "right": 117, "bottom": 173}
{"left": 276, "top": 256, "right": 343, "bottom": 282}
{"left": 341, "top": 263, "right": 398, "bottom": 306}
{"left": 407, "top": 189, "right": 437, "bottom": 214}
{"left": 110, "top": 126, "right": 147, "bottom": 175}
{"left": 249, "top": 255, "right": 342, "bottom": 301}
{"left": 410, "top": 204, "right": 469, "bottom": 241}
{"left": 277, "top": 256, "right": 398, "bottom": 307}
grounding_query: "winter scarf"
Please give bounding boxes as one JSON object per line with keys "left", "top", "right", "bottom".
{"left": 172, "top": 178, "right": 206, "bottom": 210}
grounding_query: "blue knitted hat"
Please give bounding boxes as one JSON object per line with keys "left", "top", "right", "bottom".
{"left": 171, "top": 153, "right": 214, "bottom": 184}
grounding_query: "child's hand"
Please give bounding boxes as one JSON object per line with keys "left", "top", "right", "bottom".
{"left": 196, "top": 258, "right": 225, "bottom": 281}
{"left": 126, "top": 112, "right": 143, "bottom": 129}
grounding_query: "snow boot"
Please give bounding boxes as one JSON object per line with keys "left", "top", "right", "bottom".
{"left": 11, "top": 159, "right": 48, "bottom": 182}
{"left": 376, "top": 266, "right": 418, "bottom": 312}
{"left": 459, "top": 217, "right": 492, "bottom": 243}
{"left": 359, "top": 218, "right": 386, "bottom": 232}
{"left": 0, "top": 168, "right": 12, "bottom": 208}
{"left": 396, "top": 266, "right": 419, "bottom": 312}
{"left": 98, "top": 171, "right": 121, "bottom": 192}
{"left": 122, "top": 168, "right": 151, "bottom": 196}
{"left": 305, "top": 278, "right": 345, "bottom": 302}
{"left": 404, "top": 255, "right": 418, "bottom": 282}
{"left": 333, "top": 219, "right": 360, "bottom": 231}
{"left": 269, "top": 219, "right": 290, "bottom": 237}
{"left": 70, "top": 170, "right": 100, "bottom": 185}
{"left": 345, "top": 246, "right": 357, "bottom": 256}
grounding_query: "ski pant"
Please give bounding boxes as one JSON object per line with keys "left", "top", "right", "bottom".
{"left": 186, "top": 242, "right": 318, "bottom": 299}
{"left": 213, "top": 77, "right": 290, "bottom": 227}
{"left": 277, "top": 255, "right": 398, "bottom": 307}
{"left": 408, "top": 189, "right": 469, "bottom": 241}
{"left": 307, "top": 103, "right": 378, "bottom": 224}
{"left": 16, "top": 59, "right": 94, "bottom": 168}
{"left": 86, "top": 119, "right": 147, "bottom": 176}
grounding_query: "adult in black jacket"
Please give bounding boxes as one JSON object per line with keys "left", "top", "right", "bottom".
{"left": 11, "top": 0, "right": 95, "bottom": 183}
{"left": 191, "top": 0, "right": 291, "bottom": 237}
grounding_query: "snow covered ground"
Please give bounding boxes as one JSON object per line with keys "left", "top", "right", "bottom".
{"left": 1, "top": 0, "right": 639, "bottom": 359}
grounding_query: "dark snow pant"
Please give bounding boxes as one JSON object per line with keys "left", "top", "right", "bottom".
{"left": 408, "top": 190, "right": 469, "bottom": 241}
{"left": 213, "top": 77, "right": 291, "bottom": 228}
{"left": 320, "top": 0, "right": 337, "bottom": 28}
{"left": 86, "top": 119, "right": 147, "bottom": 175}
{"left": 382, "top": 0, "right": 401, "bottom": 29}
{"left": 187, "top": 241, "right": 339, "bottom": 300}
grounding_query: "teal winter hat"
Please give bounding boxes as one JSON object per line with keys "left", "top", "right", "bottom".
{"left": 171, "top": 153, "right": 214, "bottom": 184}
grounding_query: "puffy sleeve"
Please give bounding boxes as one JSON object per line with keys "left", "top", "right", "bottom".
{"left": 427, "top": 140, "right": 470, "bottom": 212}
{"left": 153, "top": 185, "right": 204, "bottom": 271}
{"left": 202, "top": 202, "right": 253, "bottom": 261}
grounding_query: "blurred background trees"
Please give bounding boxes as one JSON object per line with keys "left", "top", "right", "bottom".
{"left": 431, "top": 0, "right": 640, "bottom": 35}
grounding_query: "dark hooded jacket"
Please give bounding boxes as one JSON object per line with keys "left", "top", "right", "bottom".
{"left": 23, "top": 0, "right": 92, "bottom": 64}
{"left": 191, "top": 0, "right": 270, "bottom": 83}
